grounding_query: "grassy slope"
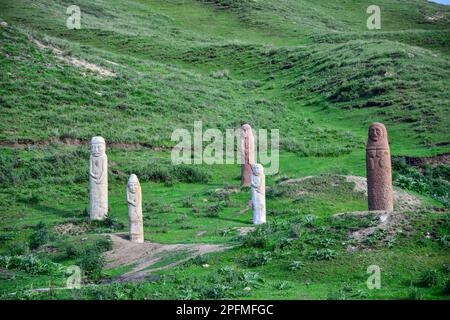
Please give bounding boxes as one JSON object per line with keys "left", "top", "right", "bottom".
{"left": 0, "top": 0, "right": 449, "bottom": 299}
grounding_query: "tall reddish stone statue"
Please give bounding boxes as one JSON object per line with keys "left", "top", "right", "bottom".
{"left": 240, "top": 123, "right": 255, "bottom": 187}
{"left": 366, "top": 122, "right": 393, "bottom": 212}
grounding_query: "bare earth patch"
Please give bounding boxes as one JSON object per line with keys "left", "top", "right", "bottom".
{"left": 334, "top": 210, "right": 406, "bottom": 251}
{"left": 345, "top": 175, "right": 422, "bottom": 211}
{"left": 104, "top": 234, "right": 230, "bottom": 281}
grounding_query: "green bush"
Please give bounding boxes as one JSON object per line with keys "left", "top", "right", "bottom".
{"left": 240, "top": 251, "right": 272, "bottom": 267}
{"left": 5, "top": 242, "right": 29, "bottom": 256}
{"left": 0, "top": 254, "right": 63, "bottom": 275}
{"left": 205, "top": 204, "right": 221, "bottom": 217}
{"left": 417, "top": 270, "right": 440, "bottom": 288}
{"left": 392, "top": 160, "right": 449, "bottom": 208}
{"left": 65, "top": 243, "right": 82, "bottom": 258}
{"left": 201, "top": 284, "right": 229, "bottom": 299}
{"left": 78, "top": 246, "right": 105, "bottom": 280}
{"left": 309, "top": 249, "right": 338, "bottom": 261}
{"left": 288, "top": 260, "right": 304, "bottom": 271}
{"left": 29, "top": 222, "right": 53, "bottom": 250}
{"left": 407, "top": 286, "right": 423, "bottom": 300}
{"left": 242, "top": 227, "right": 269, "bottom": 248}
{"left": 443, "top": 278, "right": 450, "bottom": 295}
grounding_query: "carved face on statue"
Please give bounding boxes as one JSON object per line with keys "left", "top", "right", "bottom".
{"left": 369, "top": 123, "right": 385, "bottom": 142}
{"left": 252, "top": 164, "right": 264, "bottom": 176}
{"left": 91, "top": 143, "right": 105, "bottom": 157}
{"left": 241, "top": 124, "right": 251, "bottom": 139}
{"left": 91, "top": 136, "right": 106, "bottom": 157}
{"left": 128, "top": 182, "right": 138, "bottom": 193}
{"left": 128, "top": 174, "right": 139, "bottom": 194}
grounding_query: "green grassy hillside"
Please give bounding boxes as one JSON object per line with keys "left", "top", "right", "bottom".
{"left": 0, "top": 0, "right": 449, "bottom": 300}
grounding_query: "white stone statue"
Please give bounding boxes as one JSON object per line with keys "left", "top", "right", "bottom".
{"left": 251, "top": 164, "right": 266, "bottom": 225}
{"left": 127, "top": 174, "right": 143, "bottom": 243}
{"left": 89, "top": 136, "right": 108, "bottom": 220}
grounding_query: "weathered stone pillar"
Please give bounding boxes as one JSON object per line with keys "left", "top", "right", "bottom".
{"left": 127, "top": 174, "right": 143, "bottom": 243}
{"left": 251, "top": 164, "right": 266, "bottom": 224}
{"left": 89, "top": 136, "right": 108, "bottom": 220}
{"left": 241, "top": 123, "right": 255, "bottom": 187}
{"left": 366, "top": 122, "right": 393, "bottom": 212}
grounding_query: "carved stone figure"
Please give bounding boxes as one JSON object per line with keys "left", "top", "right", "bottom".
{"left": 366, "top": 123, "right": 393, "bottom": 212}
{"left": 241, "top": 123, "right": 255, "bottom": 187}
{"left": 127, "top": 174, "right": 143, "bottom": 243}
{"left": 89, "top": 136, "right": 108, "bottom": 220}
{"left": 251, "top": 164, "right": 266, "bottom": 225}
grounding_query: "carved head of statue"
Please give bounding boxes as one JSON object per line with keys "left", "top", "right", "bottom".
{"left": 127, "top": 174, "right": 140, "bottom": 194}
{"left": 252, "top": 163, "right": 264, "bottom": 177}
{"left": 91, "top": 136, "right": 106, "bottom": 156}
{"left": 241, "top": 123, "right": 252, "bottom": 139}
{"left": 367, "top": 123, "right": 389, "bottom": 149}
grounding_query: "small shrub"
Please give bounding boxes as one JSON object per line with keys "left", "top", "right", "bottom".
{"left": 78, "top": 246, "right": 105, "bottom": 280}
{"left": 443, "top": 278, "right": 450, "bottom": 295}
{"left": 417, "top": 270, "right": 440, "bottom": 288}
{"left": 160, "top": 204, "right": 174, "bottom": 213}
{"left": 6, "top": 242, "right": 29, "bottom": 256}
{"left": 65, "top": 243, "right": 82, "bottom": 258}
{"left": 240, "top": 271, "right": 264, "bottom": 288}
{"left": 171, "top": 165, "right": 210, "bottom": 183}
{"left": 309, "top": 249, "right": 338, "bottom": 261}
{"left": 180, "top": 223, "right": 195, "bottom": 230}
{"left": 241, "top": 251, "right": 272, "bottom": 267}
{"left": 302, "top": 214, "right": 317, "bottom": 227}
{"left": 0, "top": 255, "right": 63, "bottom": 275}
{"left": 95, "top": 237, "right": 113, "bottom": 252}
{"left": 288, "top": 260, "right": 304, "bottom": 271}
{"left": 407, "top": 286, "right": 423, "bottom": 300}
{"left": 290, "top": 224, "right": 303, "bottom": 238}
{"left": 175, "top": 213, "right": 188, "bottom": 223}
{"left": 181, "top": 197, "right": 193, "bottom": 208}
{"left": 201, "top": 284, "right": 228, "bottom": 299}
{"left": 242, "top": 227, "right": 269, "bottom": 248}
{"left": 29, "top": 222, "right": 53, "bottom": 250}
{"left": 275, "top": 281, "right": 291, "bottom": 290}
{"left": 205, "top": 204, "right": 221, "bottom": 217}
{"left": 210, "top": 69, "right": 230, "bottom": 79}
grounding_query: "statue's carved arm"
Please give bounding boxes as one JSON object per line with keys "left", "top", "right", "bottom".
{"left": 127, "top": 191, "right": 136, "bottom": 207}
{"left": 89, "top": 158, "right": 99, "bottom": 181}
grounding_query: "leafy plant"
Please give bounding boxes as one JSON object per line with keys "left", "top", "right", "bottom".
{"left": 417, "top": 270, "right": 440, "bottom": 288}
{"left": 240, "top": 251, "right": 272, "bottom": 267}
{"left": 29, "top": 222, "right": 53, "bottom": 250}
{"left": 309, "top": 249, "right": 338, "bottom": 261}
{"left": 288, "top": 260, "right": 304, "bottom": 271}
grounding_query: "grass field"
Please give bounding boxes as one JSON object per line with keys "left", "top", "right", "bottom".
{"left": 0, "top": 0, "right": 449, "bottom": 300}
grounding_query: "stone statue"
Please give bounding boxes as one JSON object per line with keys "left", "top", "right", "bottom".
{"left": 89, "top": 136, "right": 108, "bottom": 220}
{"left": 366, "top": 123, "right": 393, "bottom": 212}
{"left": 251, "top": 164, "right": 266, "bottom": 224}
{"left": 127, "top": 174, "right": 143, "bottom": 243}
{"left": 241, "top": 123, "right": 255, "bottom": 187}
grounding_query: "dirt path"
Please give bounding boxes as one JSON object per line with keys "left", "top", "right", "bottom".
{"left": 104, "top": 234, "right": 230, "bottom": 281}
{"left": 30, "top": 37, "right": 116, "bottom": 77}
